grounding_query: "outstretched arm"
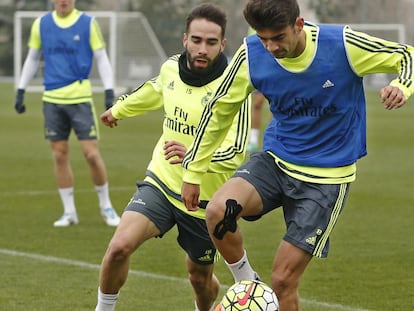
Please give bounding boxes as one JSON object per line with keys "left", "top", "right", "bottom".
{"left": 345, "top": 27, "right": 414, "bottom": 107}
{"left": 181, "top": 44, "right": 254, "bottom": 211}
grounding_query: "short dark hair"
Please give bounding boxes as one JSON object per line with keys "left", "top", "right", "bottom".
{"left": 186, "top": 3, "right": 227, "bottom": 38}
{"left": 244, "top": 0, "right": 300, "bottom": 31}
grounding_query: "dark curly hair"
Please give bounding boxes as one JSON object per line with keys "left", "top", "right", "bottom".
{"left": 186, "top": 3, "right": 227, "bottom": 38}
{"left": 244, "top": 0, "right": 300, "bottom": 31}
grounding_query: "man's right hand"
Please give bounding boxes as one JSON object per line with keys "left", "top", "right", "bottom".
{"left": 181, "top": 182, "right": 200, "bottom": 211}
{"left": 14, "top": 89, "right": 26, "bottom": 114}
{"left": 100, "top": 108, "right": 118, "bottom": 128}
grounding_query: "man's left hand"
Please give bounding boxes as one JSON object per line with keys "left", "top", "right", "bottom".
{"left": 380, "top": 86, "right": 407, "bottom": 110}
{"left": 164, "top": 141, "right": 187, "bottom": 164}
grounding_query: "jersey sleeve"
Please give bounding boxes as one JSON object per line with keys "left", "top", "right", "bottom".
{"left": 345, "top": 26, "right": 414, "bottom": 99}
{"left": 206, "top": 96, "right": 251, "bottom": 173}
{"left": 89, "top": 18, "right": 106, "bottom": 51}
{"left": 111, "top": 75, "right": 164, "bottom": 119}
{"left": 28, "top": 17, "right": 42, "bottom": 50}
{"left": 182, "top": 44, "right": 254, "bottom": 184}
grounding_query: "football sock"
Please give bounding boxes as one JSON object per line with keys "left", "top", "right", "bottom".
{"left": 95, "top": 183, "right": 113, "bottom": 209}
{"left": 58, "top": 187, "right": 76, "bottom": 214}
{"left": 95, "top": 287, "right": 118, "bottom": 311}
{"left": 225, "top": 249, "right": 256, "bottom": 282}
{"left": 249, "top": 128, "right": 260, "bottom": 145}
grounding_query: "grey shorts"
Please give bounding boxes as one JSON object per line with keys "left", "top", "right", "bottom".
{"left": 233, "top": 152, "right": 350, "bottom": 258}
{"left": 43, "top": 102, "right": 98, "bottom": 141}
{"left": 125, "top": 182, "right": 217, "bottom": 265}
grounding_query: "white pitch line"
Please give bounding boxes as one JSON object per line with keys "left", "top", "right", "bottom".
{"left": 0, "top": 248, "right": 188, "bottom": 284}
{"left": 0, "top": 186, "right": 134, "bottom": 197}
{"left": 0, "top": 248, "right": 373, "bottom": 311}
{"left": 299, "top": 299, "right": 374, "bottom": 311}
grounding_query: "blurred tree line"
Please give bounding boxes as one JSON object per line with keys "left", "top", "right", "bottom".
{"left": 309, "top": 0, "right": 399, "bottom": 24}
{"left": 0, "top": 0, "right": 248, "bottom": 76}
{"left": 1, "top": 0, "right": 412, "bottom": 76}
{"left": 309, "top": 0, "right": 413, "bottom": 43}
{"left": 126, "top": 0, "right": 247, "bottom": 58}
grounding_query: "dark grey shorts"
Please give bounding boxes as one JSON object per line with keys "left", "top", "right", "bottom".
{"left": 43, "top": 102, "right": 98, "bottom": 141}
{"left": 125, "top": 182, "right": 217, "bottom": 265}
{"left": 233, "top": 152, "right": 350, "bottom": 258}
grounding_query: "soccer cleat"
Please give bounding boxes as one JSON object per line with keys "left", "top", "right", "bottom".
{"left": 254, "top": 271, "right": 262, "bottom": 282}
{"left": 53, "top": 213, "right": 79, "bottom": 227}
{"left": 101, "top": 207, "right": 120, "bottom": 227}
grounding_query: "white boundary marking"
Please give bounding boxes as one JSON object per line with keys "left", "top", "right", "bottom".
{"left": 0, "top": 186, "right": 134, "bottom": 197}
{"left": 0, "top": 248, "right": 373, "bottom": 311}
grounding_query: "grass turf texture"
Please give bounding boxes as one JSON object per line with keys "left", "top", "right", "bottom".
{"left": 0, "top": 82, "right": 413, "bottom": 310}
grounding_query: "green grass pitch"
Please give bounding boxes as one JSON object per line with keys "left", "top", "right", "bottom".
{"left": 0, "top": 82, "right": 413, "bottom": 310}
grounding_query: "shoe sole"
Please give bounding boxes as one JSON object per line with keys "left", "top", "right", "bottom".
{"left": 53, "top": 219, "right": 79, "bottom": 227}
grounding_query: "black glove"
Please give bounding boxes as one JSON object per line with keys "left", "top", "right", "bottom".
{"left": 14, "top": 89, "right": 26, "bottom": 114}
{"left": 104, "top": 89, "right": 115, "bottom": 110}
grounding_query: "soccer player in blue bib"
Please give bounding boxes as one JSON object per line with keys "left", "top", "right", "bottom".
{"left": 181, "top": 0, "right": 414, "bottom": 310}
{"left": 95, "top": 4, "right": 250, "bottom": 311}
{"left": 14, "top": 0, "right": 120, "bottom": 227}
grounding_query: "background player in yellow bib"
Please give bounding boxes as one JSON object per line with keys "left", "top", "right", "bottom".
{"left": 95, "top": 3, "right": 250, "bottom": 311}
{"left": 14, "top": 0, "right": 120, "bottom": 227}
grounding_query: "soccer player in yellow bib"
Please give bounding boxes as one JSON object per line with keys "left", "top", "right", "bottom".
{"left": 181, "top": 0, "right": 414, "bottom": 310}
{"left": 95, "top": 4, "right": 250, "bottom": 311}
{"left": 14, "top": 0, "right": 120, "bottom": 227}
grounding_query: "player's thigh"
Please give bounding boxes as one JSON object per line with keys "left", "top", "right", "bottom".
{"left": 125, "top": 183, "right": 176, "bottom": 237}
{"left": 69, "top": 103, "right": 99, "bottom": 140}
{"left": 283, "top": 181, "right": 350, "bottom": 258}
{"left": 210, "top": 177, "right": 263, "bottom": 218}
{"left": 110, "top": 210, "right": 160, "bottom": 252}
{"left": 176, "top": 209, "right": 217, "bottom": 265}
{"left": 43, "top": 102, "right": 71, "bottom": 140}
{"left": 223, "top": 151, "right": 284, "bottom": 217}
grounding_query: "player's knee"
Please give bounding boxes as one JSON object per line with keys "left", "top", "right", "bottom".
{"left": 188, "top": 267, "right": 214, "bottom": 293}
{"left": 52, "top": 149, "right": 69, "bottom": 164}
{"left": 84, "top": 149, "right": 101, "bottom": 164}
{"left": 209, "top": 199, "right": 242, "bottom": 240}
{"left": 189, "top": 272, "right": 209, "bottom": 293}
{"left": 106, "top": 237, "right": 134, "bottom": 262}
{"left": 271, "top": 269, "right": 298, "bottom": 298}
{"left": 205, "top": 199, "right": 224, "bottom": 223}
